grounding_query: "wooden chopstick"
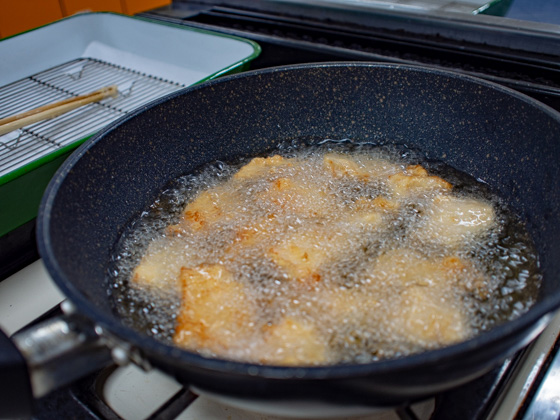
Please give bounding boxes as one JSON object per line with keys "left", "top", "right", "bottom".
{"left": 0, "top": 85, "right": 119, "bottom": 137}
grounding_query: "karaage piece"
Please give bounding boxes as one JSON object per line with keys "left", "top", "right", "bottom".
{"left": 387, "top": 164, "right": 452, "bottom": 198}
{"left": 316, "top": 286, "right": 380, "bottom": 327}
{"left": 371, "top": 248, "right": 453, "bottom": 290}
{"left": 414, "top": 194, "right": 495, "bottom": 247}
{"left": 370, "top": 248, "right": 489, "bottom": 297}
{"left": 173, "top": 264, "right": 256, "bottom": 354}
{"left": 323, "top": 153, "right": 400, "bottom": 181}
{"left": 233, "top": 155, "right": 293, "bottom": 180}
{"left": 259, "top": 317, "right": 329, "bottom": 366}
{"left": 257, "top": 176, "right": 331, "bottom": 218}
{"left": 440, "top": 255, "right": 490, "bottom": 300}
{"left": 168, "top": 184, "right": 240, "bottom": 234}
{"left": 353, "top": 196, "right": 400, "bottom": 213}
{"left": 267, "top": 225, "right": 349, "bottom": 282}
{"left": 367, "top": 249, "right": 480, "bottom": 346}
{"left": 228, "top": 218, "right": 276, "bottom": 249}
{"left": 268, "top": 234, "right": 328, "bottom": 282}
{"left": 389, "top": 285, "right": 471, "bottom": 347}
{"left": 345, "top": 210, "right": 384, "bottom": 227}
{"left": 344, "top": 196, "right": 396, "bottom": 227}
{"left": 131, "top": 237, "right": 187, "bottom": 291}
{"left": 323, "top": 153, "right": 368, "bottom": 179}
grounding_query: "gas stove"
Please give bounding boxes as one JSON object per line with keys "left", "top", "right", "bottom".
{"left": 2, "top": 1, "right": 560, "bottom": 419}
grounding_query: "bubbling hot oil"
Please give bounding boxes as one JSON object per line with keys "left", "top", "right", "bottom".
{"left": 108, "top": 140, "right": 541, "bottom": 365}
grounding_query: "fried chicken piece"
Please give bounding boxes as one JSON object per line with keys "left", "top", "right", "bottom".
{"left": 313, "top": 263, "right": 470, "bottom": 352}
{"left": 131, "top": 237, "right": 187, "bottom": 291}
{"left": 230, "top": 220, "right": 274, "bottom": 249}
{"left": 224, "top": 214, "right": 284, "bottom": 257}
{"left": 316, "top": 286, "right": 379, "bottom": 327}
{"left": 345, "top": 196, "right": 397, "bottom": 227}
{"left": 371, "top": 248, "right": 489, "bottom": 298}
{"left": 370, "top": 248, "right": 447, "bottom": 290}
{"left": 257, "top": 176, "right": 330, "bottom": 218}
{"left": 371, "top": 248, "right": 452, "bottom": 289}
{"left": 267, "top": 223, "right": 355, "bottom": 283}
{"left": 354, "top": 196, "right": 400, "bottom": 212}
{"left": 168, "top": 184, "right": 240, "bottom": 234}
{"left": 389, "top": 285, "right": 471, "bottom": 347}
{"left": 268, "top": 232, "right": 329, "bottom": 282}
{"left": 233, "top": 155, "right": 293, "bottom": 180}
{"left": 414, "top": 194, "right": 495, "bottom": 247}
{"left": 170, "top": 158, "right": 294, "bottom": 235}
{"left": 362, "top": 249, "right": 473, "bottom": 347}
{"left": 387, "top": 165, "right": 452, "bottom": 198}
{"left": 323, "top": 153, "right": 367, "bottom": 179}
{"left": 259, "top": 317, "right": 329, "bottom": 366}
{"left": 265, "top": 186, "right": 391, "bottom": 281}
{"left": 323, "top": 153, "right": 400, "bottom": 181}
{"left": 173, "top": 264, "right": 255, "bottom": 354}
{"left": 346, "top": 211, "right": 384, "bottom": 227}
{"left": 440, "top": 255, "right": 490, "bottom": 300}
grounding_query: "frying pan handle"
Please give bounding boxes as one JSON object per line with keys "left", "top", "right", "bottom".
{"left": 0, "top": 307, "right": 124, "bottom": 417}
{"left": 12, "top": 312, "right": 115, "bottom": 400}
{"left": 0, "top": 328, "right": 34, "bottom": 418}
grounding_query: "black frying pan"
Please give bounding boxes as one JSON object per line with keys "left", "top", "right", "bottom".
{"left": 13, "top": 63, "right": 560, "bottom": 414}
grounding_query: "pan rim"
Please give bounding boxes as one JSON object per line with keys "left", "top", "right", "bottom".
{"left": 37, "top": 61, "right": 560, "bottom": 381}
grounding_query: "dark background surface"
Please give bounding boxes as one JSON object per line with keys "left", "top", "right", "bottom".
{"left": 505, "top": 0, "right": 560, "bottom": 25}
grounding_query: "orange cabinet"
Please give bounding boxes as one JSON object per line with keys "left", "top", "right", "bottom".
{"left": 0, "top": 0, "right": 63, "bottom": 38}
{"left": 0, "top": 0, "right": 171, "bottom": 39}
{"left": 59, "top": 0, "right": 172, "bottom": 16}
{"left": 60, "top": 0, "right": 124, "bottom": 15}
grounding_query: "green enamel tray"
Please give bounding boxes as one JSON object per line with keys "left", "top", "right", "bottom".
{"left": 0, "top": 12, "right": 260, "bottom": 238}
